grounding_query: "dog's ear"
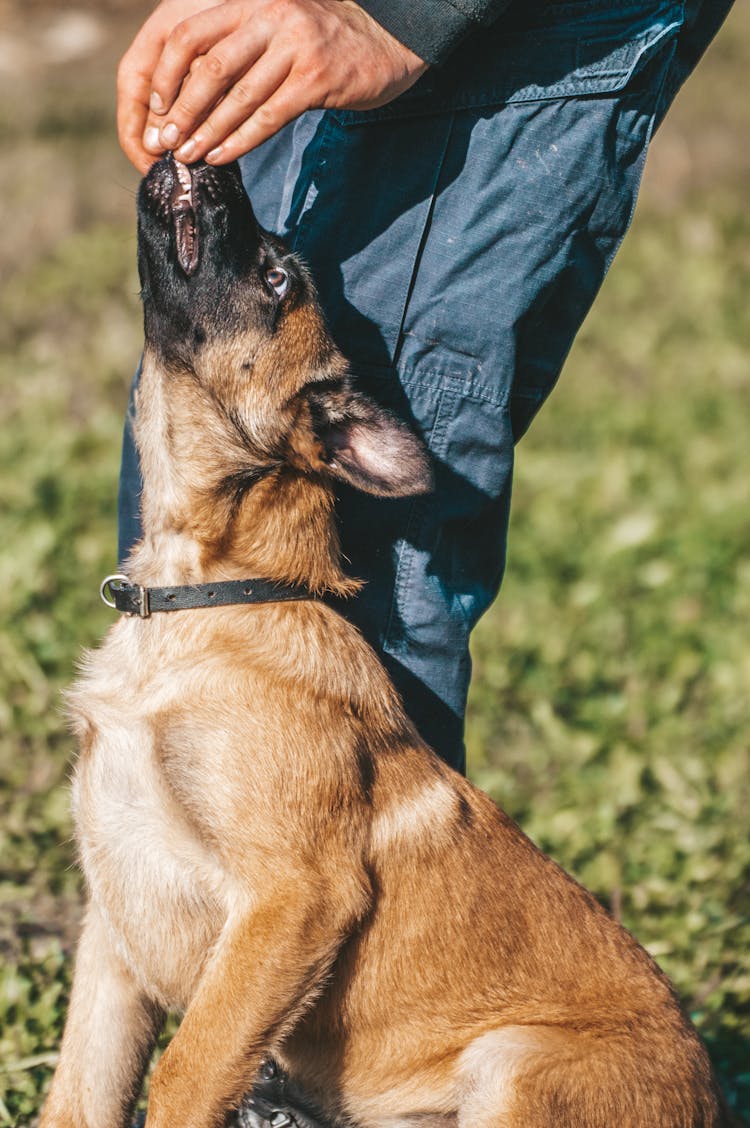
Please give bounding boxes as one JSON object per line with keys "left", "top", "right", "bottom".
{"left": 303, "top": 386, "right": 433, "bottom": 498}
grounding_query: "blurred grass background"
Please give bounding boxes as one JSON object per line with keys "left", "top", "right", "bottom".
{"left": 0, "top": 2, "right": 748, "bottom": 1123}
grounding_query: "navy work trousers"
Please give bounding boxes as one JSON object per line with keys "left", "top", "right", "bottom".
{"left": 119, "top": 0, "right": 733, "bottom": 772}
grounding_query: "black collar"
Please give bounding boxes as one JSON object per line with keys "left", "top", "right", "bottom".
{"left": 100, "top": 573, "right": 315, "bottom": 618}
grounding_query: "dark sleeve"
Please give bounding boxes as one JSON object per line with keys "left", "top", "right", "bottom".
{"left": 357, "top": 0, "right": 515, "bottom": 66}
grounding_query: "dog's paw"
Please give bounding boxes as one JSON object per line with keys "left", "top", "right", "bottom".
{"left": 236, "top": 1096, "right": 325, "bottom": 1128}
{"left": 236, "top": 1103, "right": 295, "bottom": 1128}
{"left": 235, "top": 1058, "right": 332, "bottom": 1128}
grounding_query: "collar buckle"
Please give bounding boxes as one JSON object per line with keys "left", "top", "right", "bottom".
{"left": 136, "top": 584, "right": 151, "bottom": 618}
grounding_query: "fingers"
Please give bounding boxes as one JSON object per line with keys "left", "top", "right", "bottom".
{"left": 139, "top": 0, "right": 333, "bottom": 162}
{"left": 148, "top": 5, "right": 248, "bottom": 120}
{"left": 141, "top": 9, "right": 274, "bottom": 162}
{"left": 170, "top": 36, "right": 292, "bottom": 163}
{"left": 118, "top": 0, "right": 228, "bottom": 171}
{"left": 118, "top": 26, "right": 170, "bottom": 172}
{"left": 197, "top": 77, "right": 311, "bottom": 164}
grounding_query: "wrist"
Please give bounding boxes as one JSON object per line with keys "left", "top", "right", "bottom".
{"left": 340, "top": 0, "right": 428, "bottom": 75}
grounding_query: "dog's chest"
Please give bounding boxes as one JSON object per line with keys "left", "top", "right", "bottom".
{"left": 70, "top": 694, "right": 227, "bottom": 1008}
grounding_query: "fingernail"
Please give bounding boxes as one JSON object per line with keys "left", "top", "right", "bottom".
{"left": 149, "top": 91, "right": 164, "bottom": 113}
{"left": 176, "top": 138, "right": 196, "bottom": 161}
{"left": 161, "top": 122, "right": 180, "bottom": 147}
{"left": 206, "top": 145, "right": 223, "bottom": 162}
{"left": 144, "top": 126, "right": 162, "bottom": 152}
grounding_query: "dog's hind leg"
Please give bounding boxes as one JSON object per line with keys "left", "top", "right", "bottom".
{"left": 40, "top": 904, "right": 164, "bottom": 1128}
{"left": 456, "top": 1024, "right": 726, "bottom": 1128}
{"left": 454, "top": 1026, "right": 549, "bottom": 1128}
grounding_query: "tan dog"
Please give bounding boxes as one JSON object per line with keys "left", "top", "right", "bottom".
{"left": 42, "top": 157, "right": 730, "bottom": 1128}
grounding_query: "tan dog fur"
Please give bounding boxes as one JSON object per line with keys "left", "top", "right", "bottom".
{"left": 41, "top": 161, "right": 729, "bottom": 1128}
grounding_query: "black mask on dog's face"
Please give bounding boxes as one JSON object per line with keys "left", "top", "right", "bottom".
{"left": 135, "top": 156, "right": 433, "bottom": 501}
{"left": 137, "top": 157, "right": 305, "bottom": 366}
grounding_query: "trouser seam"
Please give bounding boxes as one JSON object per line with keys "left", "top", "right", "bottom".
{"left": 392, "top": 112, "right": 458, "bottom": 370}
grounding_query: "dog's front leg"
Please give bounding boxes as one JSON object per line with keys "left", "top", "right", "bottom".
{"left": 145, "top": 887, "right": 358, "bottom": 1128}
{"left": 41, "top": 904, "right": 164, "bottom": 1128}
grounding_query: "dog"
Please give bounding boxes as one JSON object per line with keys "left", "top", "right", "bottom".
{"left": 40, "top": 155, "right": 731, "bottom": 1128}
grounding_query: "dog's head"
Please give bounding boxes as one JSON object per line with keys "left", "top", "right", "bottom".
{"left": 136, "top": 156, "right": 431, "bottom": 500}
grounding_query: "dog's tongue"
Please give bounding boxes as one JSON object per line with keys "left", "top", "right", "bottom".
{"left": 171, "top": 160, "right": 199, "bottom": 276}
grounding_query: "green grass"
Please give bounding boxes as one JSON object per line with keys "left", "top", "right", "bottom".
{"left": 0, "top": 221, "right": 138, "bottom": 1124}
{"left": 1, "top": 132, "right": 749, "bottom": 1128}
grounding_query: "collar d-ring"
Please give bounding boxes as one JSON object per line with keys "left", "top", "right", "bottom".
{"left": 100, "top": 573, "right": 134, "bottom": 610}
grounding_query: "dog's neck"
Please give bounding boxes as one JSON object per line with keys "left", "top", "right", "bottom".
{"left": 125, "top": 354, "right": 360, "bottom": 599}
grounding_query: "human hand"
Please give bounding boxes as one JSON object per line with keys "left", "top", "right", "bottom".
{"left": 118, "top": 0, "right": 428, "bottom": 173}
{"left": 118, "top": 0, "right": 224, "bottom": 173}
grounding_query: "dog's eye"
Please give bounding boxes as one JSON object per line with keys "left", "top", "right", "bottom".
{"left": 265, "top": 267, "right": 289, "bottom": 299}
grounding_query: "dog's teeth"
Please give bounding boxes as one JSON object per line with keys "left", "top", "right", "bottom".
{"left": 175, "top": 160, "right": 192, "bottom": 190}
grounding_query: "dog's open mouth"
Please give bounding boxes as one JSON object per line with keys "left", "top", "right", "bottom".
{"left": 171, "top": 159, "right": 199, "bottom": 276}
{"left": 140, "top": 156, "right": 260, "bottom": 299}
